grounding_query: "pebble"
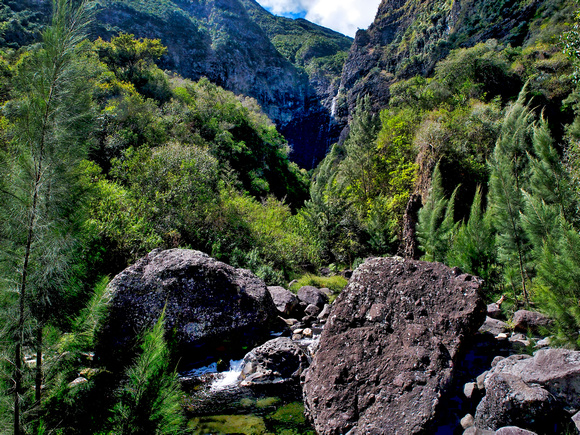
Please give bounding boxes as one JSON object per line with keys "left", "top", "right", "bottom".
{"left": 463, "top": 382, "right": 477, "bottom": 399}
{"left": 476, "top": 371, "right": 488, "bottom": 390}
{"left": 460, "top": 413, "right": 474, "bottom": 429}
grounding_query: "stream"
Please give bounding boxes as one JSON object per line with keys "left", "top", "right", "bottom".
{"left": 181, "top": 339, "right": 317, "bottom": 435}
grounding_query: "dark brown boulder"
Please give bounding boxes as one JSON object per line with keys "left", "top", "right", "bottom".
{"left": 297, "top": 286, "right": 329, "bottom": 309}
{"left": 267, "top": 286, "right": 299, "bottom": 317}
{"left": 474, "top": 349, "right": 580, "bottom": 433}
{"left": 474, "top": 371, "right": 559, "bottom": 433}
{"left": 96, "top": 249, "right": 281, "bottom": 369}
{"left": 512, "top": 310, "right": 551, "bottom": 334}
{"left": 303, "top": 257, "right": 486, "bottom": 435}
{"left": 239, "top": 337, "right": 309, "bottom": 386}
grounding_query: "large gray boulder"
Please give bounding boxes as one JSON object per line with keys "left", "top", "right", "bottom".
{"left": 303, "top": 257, "right": 486, "bottom": 435}
{"left": 96, "top": 249, "right": 281, "bottom": 368}
{"left": 474, "top": 349, "right": 580, "bottom": 433}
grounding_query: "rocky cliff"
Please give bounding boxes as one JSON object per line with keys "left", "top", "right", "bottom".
{"left": 92, "top": 0, "right": 351, "bottom": 168}
{"left": 2, "top": 0, "right": 352, "bottom": 168}
{"left": 336, "top": 0, "right": 575, "bottom": 125}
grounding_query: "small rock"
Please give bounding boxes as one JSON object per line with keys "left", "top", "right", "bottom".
{"left": 317, "top": 304, "right": 331, "bottom": 322}
{"left": 491, "top": 356, "right": 505, "bottom": 367}
{"left": 461, "top": 413, "right": 475, "bottom": 429}
{"left": 572, "top": 410, "right": 580, "bottom": 432}
{"left": 292, "top": 333, "right": 302, "bottom": 341}
{"left": 239, "top": 337, "right": 309, "bottom": 385}
{"left": 283, "top": 317, "right": 299, "bottom": 327}
{"left": 496, "top": 333, "right": 508, "bottom": 340}
{"left": 512, "top": 310, "right": 551, "bottom": 334}
{"left": 479, "top": 317, "right": 509, "bottom": 335}
{"left": 305, "top": 304, "right": 321, "bottom": 317}
{"left": 535, "top": 337, "right": 551, "bottom": 348}
{"left": 487, "top": 303, "right": 502, "bottom": 319}
{"left": 463, "top": 427, "right": 495, "bottom": 435}
{"left": 319, "top": 287, "right": 332, "bottom": 297}
{"left": 509, "top": 333, "right": 530, "bottom": 347}
{"left": 495, "top": 427, "right": 538, "bottom": 435}
{"left": 293, "top": 328, "right": 304, "bottom": 335}
{"left": 268, "top": 286, "right": 299, "bottom": 317}
{"left": 297, "top": 286, "right": 329, "bottom": 309}
{"left": 477, "top": 371, "right": 488, "bottom": 390}
{"left": 464, "top": 382, "right": 477, "bottom": 399}
{"left": 303, "top": 328, "right": 313, "bottom": 338}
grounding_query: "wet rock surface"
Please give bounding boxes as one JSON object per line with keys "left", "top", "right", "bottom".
{"left": 303, "top": 257, "right": 486, "bottom": 435}
{"left": 96, "top": 249, "right": 281, "bottom": 369}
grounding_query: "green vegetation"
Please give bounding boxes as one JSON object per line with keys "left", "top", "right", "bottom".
{"left": 289, "top": 274, "right": 348, "bottom": 298}
{"left": 2, "top": 0, "right": 580, "bottom": 432}
{"left": 240, "top": 0, "right": 351, "bottom": 87}
{"left": 188, "top": 401, "right": 315, "bottom": 435}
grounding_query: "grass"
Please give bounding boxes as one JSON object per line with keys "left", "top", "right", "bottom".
{"left": 289, "top": 274, "right": 348, "bottom": 302}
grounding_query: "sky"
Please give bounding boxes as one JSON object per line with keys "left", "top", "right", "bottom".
{"left": 255, "top": 0, "right": 381, "bottom": 37}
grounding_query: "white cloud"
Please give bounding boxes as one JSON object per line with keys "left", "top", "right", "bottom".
{"left": 256, "top": 0, "right": 381, "bottom": 37}
{"left": 256, "top": 0, "right": 313, "bottom": 16}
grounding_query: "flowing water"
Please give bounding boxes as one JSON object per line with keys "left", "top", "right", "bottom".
{"left": 182, "top": 353, "right": 315, "bottom": 434}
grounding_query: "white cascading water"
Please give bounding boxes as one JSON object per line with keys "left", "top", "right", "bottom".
{"left": 210, "top": 359, "right": 244, "bottom": 391}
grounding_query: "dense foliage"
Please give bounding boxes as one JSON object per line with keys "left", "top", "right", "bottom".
{"left": 1, "top": 0, "right": 580, "bottom": 433}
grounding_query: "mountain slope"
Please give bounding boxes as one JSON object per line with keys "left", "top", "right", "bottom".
{"left": 1, "top": 0, "right": 354, "bottom": 169}
{"left": 336, "top": 0, "right": 576, "bottom": 124}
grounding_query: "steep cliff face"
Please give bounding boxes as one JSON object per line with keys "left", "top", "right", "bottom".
{"left": 3, "top": 0, "right": 352, "bottom": 169}
{"left": 336, "top": 0, "right": 574, "bottom": 125}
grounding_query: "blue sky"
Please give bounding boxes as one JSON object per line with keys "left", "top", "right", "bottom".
{"left": 255, "top": 0, "right": 381, "bottom": 37}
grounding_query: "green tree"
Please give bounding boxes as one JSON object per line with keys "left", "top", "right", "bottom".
{"left": 488, "top": 88, "right": 534, "bottom": 305}
{"left": 446, "top": 186, "right": 497, "bottom": 287}
{"left": 0, "top": 0, "right": 95, "bottom": 432}
{"left": 111, "top": 309, "right": 184, "bottom": 435}
{"left": 534, "top": 222, "right": 580, "bottom": 347}
{"left": 338, "top": 96, "right": 380, "bottom": 213}
{"left": 94, "top": 33, "right": 169, "bottom": 100}
{"left": 416, "top": 163, "right": 459, "bottom": 263}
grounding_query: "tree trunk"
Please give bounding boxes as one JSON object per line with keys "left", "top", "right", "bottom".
{"left": 398, "top": 194, "right": 423, "bottom": 260}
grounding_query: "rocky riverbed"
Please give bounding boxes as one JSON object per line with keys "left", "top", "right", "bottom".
{"left": 96, "top": 249, "right": 580, "bottom": 435}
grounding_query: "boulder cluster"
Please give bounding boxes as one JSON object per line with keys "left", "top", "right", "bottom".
{"left": 237, "top": 284, "right": 334, "bottom": 387}
{"left": 96, "top": 249, "right": 580, "bottom": 434}
{"left": 95, "top": 248, "right": 283, "bottom": 368}
{"left": 460, "top": 307, "right": 580, "bottom": 434}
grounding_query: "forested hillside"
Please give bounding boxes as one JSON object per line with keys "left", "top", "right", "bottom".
{"left": 1, "top": 0, "right": 353, "bottom": 169}
{"left": 1, "top": 0, "right": 580, "bottom": 432}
